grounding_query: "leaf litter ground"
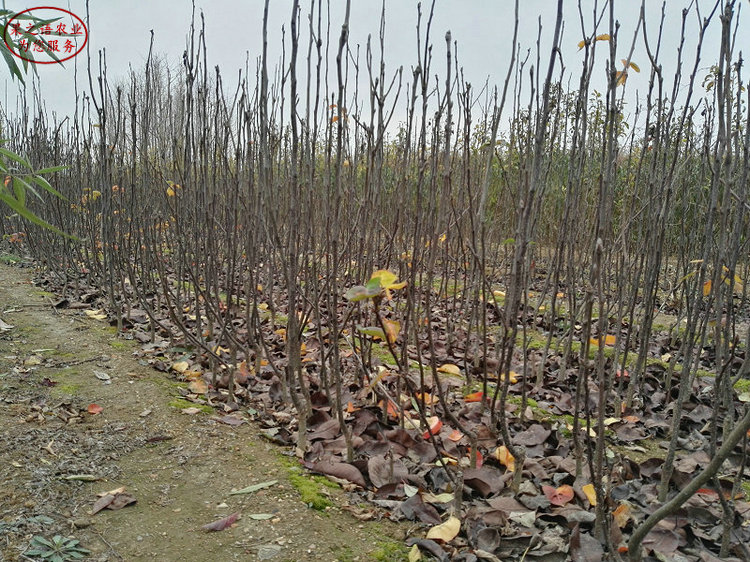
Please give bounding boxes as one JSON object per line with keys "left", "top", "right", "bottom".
{"left": 5, "top": 260, "right": 750, "bottom": 561}
{"left": 0, "top": 263, "right": 410, "bottom": 561}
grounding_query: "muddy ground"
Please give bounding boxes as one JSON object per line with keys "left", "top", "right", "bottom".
{"left": 0, "top": 262, "right": 410, "bottom": 562}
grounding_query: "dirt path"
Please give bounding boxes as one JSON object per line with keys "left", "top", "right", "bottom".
{"left": 0, "top": 263, "right": 409, "bottom": 562}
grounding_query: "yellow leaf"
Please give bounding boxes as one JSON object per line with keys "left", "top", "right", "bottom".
{"left": 408, "top": 544, "right": 422, "bottom": 561}
{"left": 629, "top": 61, "right": 640, "bottom": 72}
{"left": 84, "top": 309, "right": 107, "bottom": 321}
{"left": 595, "top": 33, "right": 610, "bottom": 42}
{"left": 166, "top": 187, "right": 175, "bottom": 197}
{"left": 577, "top": 39, "right": 586, "bottom": 50}
{"left": 703, "top": 280, "right": 712, "bottom": 296}
{"left": 615, "top": 70, "right": 628, "bottom": 86}
{"left": 582, "top": 483, "right": 597, "bottom": 506}
{"left": 171, "top": 361, "right": 189, "bottom": 373}
{"left": 494, "top": 445, "right": 515, "bottom": 472}
{"left": 91, "top": 190, "right": 101, "bottom": 201}
{"left": 426, "top": 515, "right": 461, "bottom": 542}
{"left": 437, "top": 363, "right": 461, "bottom": 376}
{"left": 493, "top": 290, "right": 506, "bottom": 298}
{"left": 503, "top": 371, "right": 519, "bottom": 384}
{"left": 370, "top": 269, "right": 397, "bottom": 288}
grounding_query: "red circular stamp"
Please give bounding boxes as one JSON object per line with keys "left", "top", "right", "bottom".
{"left": 3, "top": 6, "right": 88, "bottom": 65}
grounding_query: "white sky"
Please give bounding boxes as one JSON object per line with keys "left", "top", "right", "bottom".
{"left": 0, "top": 1, "right": 740, "bottom": 133}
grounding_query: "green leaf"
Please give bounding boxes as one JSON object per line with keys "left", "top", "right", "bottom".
{"left": 0, "top": 189, "right": 70, "bottom": 237}
{"left": 357, "top": 325, "right": 386, "bottom": 340}
{"left": 344, "top": 285, "right": 378, "bottom": 301}
{"left": 31, "top": 536, "right": 55, "bottom": 548}
{"left": 228, "top": 479, "right": 278, "bottom": 495}
{"left": 30, "top": 174, "right": 65, "bottom": 199}
{"left": 36, "top": 165, "right": 69, "bottom": 175}
{"left": 0, "top": 147, "right": 32, "bottom": 169}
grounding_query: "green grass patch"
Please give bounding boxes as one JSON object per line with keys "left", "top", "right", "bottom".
{"left": 53, "top": 383, "right": 81, "bottom": 396}
{"left": 370, "top": 540, "right": 410, "bottom": 562}
{"left": 0, "top": 253, "right": 22, "bottom": 264}
{"left": 167, "top": 398, "right": 212, "bottom": 413}
{"left": 108, "top": 339, "right": 135, "bottom": 351}
{"left": 278, "top": 454, "right": 337, "bottom": 511}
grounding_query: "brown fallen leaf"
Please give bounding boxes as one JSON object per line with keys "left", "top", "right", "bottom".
{"left": 308, "top": 460, "right": 367, "bottom": 488}
{"left": 201, "top": 512, "right": 240, "bottom": 532}
{"left": 91, "top": 494, "right": 115, "bottom": 515}
{"left": 92, "top": 487, "right": 137, "bottom": 515}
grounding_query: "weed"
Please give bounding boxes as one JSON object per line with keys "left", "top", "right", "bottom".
{"left": 25, "top": 535, "right": 90, "bottom": 561}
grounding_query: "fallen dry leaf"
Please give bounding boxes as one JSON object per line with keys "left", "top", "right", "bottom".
{"left": 188, "top": 379, "right": 208, "bottom": 394}
{"left": 582, "top": 483, "right": 597, "bottom": 506}
{"left": 543, "top": 484, "right": 575, "bottom": 506}
{"left": 201, "top": 512, "right": 240, "bottom": 532}
{"left": 493, "top": 445, "right": 515, "bottom": 472}
{"left": 171, "top": 360, "right": 189, "bottom": 373}
{"left": 87, "top": 403, "right": 103, "bottom": 415}
{"left": 425, "top": 515, "right": 461, "bottom": 542}
{"left": 437, "top": 363, "right": 461, "bottom": 376}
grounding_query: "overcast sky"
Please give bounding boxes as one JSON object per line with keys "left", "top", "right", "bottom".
{"left": 1, "top": 1, "right": 740, "bottom": 132}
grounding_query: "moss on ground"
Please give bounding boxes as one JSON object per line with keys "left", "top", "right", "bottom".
{"left": 370, "top": 540, "right": 410, "bottom": 561}
{"left": 52, "top": 383, "right": 81, "bottom": 396}
{"left": 108, "top": 339, "right": 135, "bottom": 351}
{"left": 167, "top": 397, "right": 212, "bottom": 413}
{"left": 278, "top": 454, "right": 337, "bottom": 511}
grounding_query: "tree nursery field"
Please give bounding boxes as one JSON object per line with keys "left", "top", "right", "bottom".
{"left": 1, "top": 1, "right": 750, "bottom": 561}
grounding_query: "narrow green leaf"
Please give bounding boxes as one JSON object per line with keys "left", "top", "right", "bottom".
{"left": 0, "top": 147, "right": 31, "bottom": 169}
{"left": 228, "top": 479, "right": 278, "bottom": 495}
{"left": 36, "top": 165, "right": 69, "bottom": 175}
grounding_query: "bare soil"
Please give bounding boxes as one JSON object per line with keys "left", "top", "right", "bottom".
{"left": 0, "top": 263, "right": 409, "bottom": 562}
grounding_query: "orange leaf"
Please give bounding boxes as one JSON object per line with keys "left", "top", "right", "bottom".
{"left": 423, "top": 416, "right": 443, "bottom": 439}
{"left": 613, "top": 503, "right": 631, "bottom": 528}
{"left": 493, "top": 445, "right": 515, "bottom": 472}
{"left": 383, "top": 319, "right": 401, "bottom": 344}
{"left": 378, "top": 399, "right": 400, "bottom": 420}
{"left": 703, "top": 280, "right": 712, "bottom": 296}
{"left": 415, "top": 392, "right": 438, "bottom": 406}
{"left": 464, "top": 391, "right": 484, "bottom": 403}
{"left": 447, "top": 429, "right": 464, "bottom": 442}
{"left": 346, "top": 401, "right": 359, "bottom": 413}
{"left": 543, "top": 484, "right": 575, "bottom": 506}
{"left": 331, "top": 115, "right": 339, "bottom": 123}
{"left": 590, "top": 335, "right": 617, "bottom": 347}
{"left": 189, "top": 379, "right": 208, "bottom": 394}
{"left": 87, "top": 403, "right": 103, "bottom": 415}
